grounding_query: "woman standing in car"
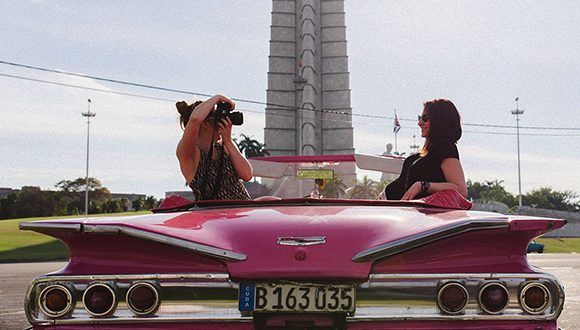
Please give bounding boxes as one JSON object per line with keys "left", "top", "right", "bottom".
{"left": 380, "top": 99, "right": 467, "bottom": 200}
{"left": 176, "top": 95, "right": 252, "bottom": 201}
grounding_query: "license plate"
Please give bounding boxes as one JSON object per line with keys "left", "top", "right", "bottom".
{"left": 239, "top": 283, "right": 355, "bottom": 312}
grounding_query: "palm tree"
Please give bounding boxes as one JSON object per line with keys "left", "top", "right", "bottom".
{"left": 236, "top": 134, "right": 270, "bottom": 158}
{"left": 349, "top": 176, "right": 380, "bottom": 199}
{"left": 320, "top": 177, "right": 348, "bottom": 198}
{"left": 377, "top": 179, "right": 392, "bottom": 196}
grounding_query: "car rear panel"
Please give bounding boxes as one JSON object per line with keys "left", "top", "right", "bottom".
{"left": 20, "top": 202, "right": 566, "bottom": 328}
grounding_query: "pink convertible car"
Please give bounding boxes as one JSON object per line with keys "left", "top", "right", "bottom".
{"left": 20, "top": 155, "right": 565, "bottom": 329}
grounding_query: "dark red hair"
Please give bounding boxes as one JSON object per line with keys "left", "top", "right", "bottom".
{"left": 420, "top": 99, "right": 462, "bottom": 156}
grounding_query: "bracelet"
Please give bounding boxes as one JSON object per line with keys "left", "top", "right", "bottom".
{"left": 420, "top": 181, "right": 431, "bottom": 194}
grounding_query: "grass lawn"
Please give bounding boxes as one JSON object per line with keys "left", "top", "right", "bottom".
{"left": 0, "top": 211, "right": 150, "bottom": 263}
{"left": 536, "top": 237, "right": 580, "bottom": 253}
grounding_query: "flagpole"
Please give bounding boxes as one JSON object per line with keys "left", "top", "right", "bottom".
{"left": 394, "top": 109, "right": 398, "bottom": 154}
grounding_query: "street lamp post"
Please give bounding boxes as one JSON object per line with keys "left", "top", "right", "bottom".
{"left": 81, "top": 99, "right": 96, "bottom": 216}
{"left": 410, "top": 134, "right": 420, "bottom": 153}
{"left": 511, "top": 97, "right": 524, "bottom": 207}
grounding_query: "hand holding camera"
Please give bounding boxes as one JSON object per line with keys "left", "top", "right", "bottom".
{"left": 210, "top": 101, "right": 244, "bottom": 126}
{"left": 175, "top": 95, "right": 243, "bottom": 126}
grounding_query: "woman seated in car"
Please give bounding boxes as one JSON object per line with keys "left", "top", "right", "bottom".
{"left": 379, "top": 98, "right": 467, "bottom": 200}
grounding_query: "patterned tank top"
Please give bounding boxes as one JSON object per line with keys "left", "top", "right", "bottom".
{"left": 189, "top": 144, "right": 251, "bottom": 201}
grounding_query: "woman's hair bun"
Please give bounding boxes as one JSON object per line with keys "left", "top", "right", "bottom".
{"left": 175, "top": 101, "right": 189, "bottom": 115}
{"left": 176, "top": 100, "right": 203, "bottom": 129}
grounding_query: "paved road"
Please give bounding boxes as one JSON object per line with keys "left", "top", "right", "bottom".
{"left": 1, "top": 254, "right": 578, "bottom": 329}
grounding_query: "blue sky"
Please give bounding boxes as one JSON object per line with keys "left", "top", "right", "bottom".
{"left": 0, "top": 1, "right": 579, "bottom": 198}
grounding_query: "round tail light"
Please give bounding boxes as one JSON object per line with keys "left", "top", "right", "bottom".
{"left": 437, "top": 282, "right": 469, "bottom": 314}
{"left": 478, "top": 283, "right": 509, "bottom": 314}
{"left": 83, "top": 283, "right": 117, "bottom": 317}
{"left": 38, "top": 284, "right": 74, "bottom": 318}
{"left": 126, "top": 282, "right": 160, "bottom": 316}
{"left": 520, "top": 282, "right": 550, "bottom": 314}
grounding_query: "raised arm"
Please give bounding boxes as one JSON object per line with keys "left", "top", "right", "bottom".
{"left": 218, "top": 117, "right": 253, "bottom": 181}
{"left": 401, "top": 158, "right": 467, "bottom": 200}
{"left": 176, "top": 95, "right": 235, "bottom": 183}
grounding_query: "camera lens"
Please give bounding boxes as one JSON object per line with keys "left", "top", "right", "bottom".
{"left": 216, "top": 102, "right": 232, "bottom": 112}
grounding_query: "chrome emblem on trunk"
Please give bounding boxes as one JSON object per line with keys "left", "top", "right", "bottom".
{"left": 277, "top": 236, "right": 326, "bottom": 246}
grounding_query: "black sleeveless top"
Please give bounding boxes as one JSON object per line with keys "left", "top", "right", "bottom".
{"left": 384, "top": 139, "right": 459, "bottom": 200}
{"left": 189, "top": 144, "right": 251, "bottom": 201}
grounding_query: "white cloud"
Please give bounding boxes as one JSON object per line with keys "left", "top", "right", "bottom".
{"left": 0, "top": 68, "right": 270, "bottom": 197}
{"left": 1, "top": 1, "right": 579, "bottom": 199}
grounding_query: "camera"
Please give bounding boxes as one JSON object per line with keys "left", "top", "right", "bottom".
{"left": 211, "top": 102, "right": 243, "bottom": 126}
{"left": 175, "top": 101, "right": 243, "bottom": 126}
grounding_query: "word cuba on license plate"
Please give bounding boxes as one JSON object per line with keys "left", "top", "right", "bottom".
{"left": 239, "top": 283, "right": 355, "bottom": 312}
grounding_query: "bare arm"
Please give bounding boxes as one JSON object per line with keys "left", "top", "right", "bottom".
{"left": 401, "top": 158, "right": 467, "bottom": 200}
{"left": 219, "top": 117, "right": 253, "bottom": 181}
{"left": 176, "top": 95, "right": 235, "bottom": 183}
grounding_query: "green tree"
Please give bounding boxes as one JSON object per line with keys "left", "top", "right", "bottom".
{"left": 56, "top": 178, "right": 111, "bottom": 199}
{"left": 320, "top": 177, "right": 348, "bottom": 198}
{"left": 235, "top": 134, "right": 270, "bottom": 158}
{"left": 467, "top": 179, "right": 517, "bottom": 208}
{"left": 0, "top": 193, "right": 17, "bottom": 219}
{"left": 89, "top": 199, "right": 105, "bottom": 214}
{"left": 55, "top": 177, "right": 111, "bottom": 214}
{"left": 13, "top": 187, "right": 58, "bottom": 218}
{"left": 523, "top": 187, "right": 579, "bottom": 212}
{"left": 377, "top": 180, "right": 392, "bottom": 196}
{"left": 349, "top": 176, "right": 380, "bottom": 199}
{"left": 132, "top": 196, "right": 145, "bottom": 211}
{"left": 104, "top": 199, "right": 123, "bottom": 213}
{"left": 119, "top": 198, "right": 129, "bottom": 212}
{"left": 143, "top": 196, "right": 159, "bottom": 210}
{"left": 54, "top": 195, "right": 76, "bottom": 216}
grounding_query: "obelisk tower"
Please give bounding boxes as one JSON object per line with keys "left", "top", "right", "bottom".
{"left": 264, "top": 0, "right": 354, "bottom": 157}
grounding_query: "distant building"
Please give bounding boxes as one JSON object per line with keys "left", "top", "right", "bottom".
{"left": 264, "top": 0, "right": 356, "bottom": 196}
{"left": 111, "top": 193, "right": 147, "bottom": 211}
{"left": 0, "top": 187, "right": 18, "bottom": 198}
{"left": 165, "top": 191, "right": 195, "bottom": 201}
{"left": 110, "top": 193, "right": 146, "bottom": 203}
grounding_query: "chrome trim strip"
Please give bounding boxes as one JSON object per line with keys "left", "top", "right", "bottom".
{"left": 34, "top": 272, "right": 561, "bottom": 289}
{"left": 38, "top": 273, "right": 232, "bottom": 283}
{"left": 19, "top": 222, "right": 82, "bottom": 231}
{"left": 82, "top": 224, "right": 247, "bottom": 261}
{"left": 352, "top": 218, "right": 509, "bottom": 262}
{"left": 368, "top": 273, "right": 557, "bottom": 280}
{"left": 37, "top": 317, "right": 254, "bottom": 326}
{"left": 33, "top": 314, "right": 562, "bottom": 326}
{"left": 277, "top": 236, "right": 326, "bottom": 246}
{"left": 346, "top": 315, "right": 558, "bottom": 322}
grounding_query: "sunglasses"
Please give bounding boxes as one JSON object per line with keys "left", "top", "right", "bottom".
{"left": 418, "top": 114, "right": 429, "bottom": 122}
